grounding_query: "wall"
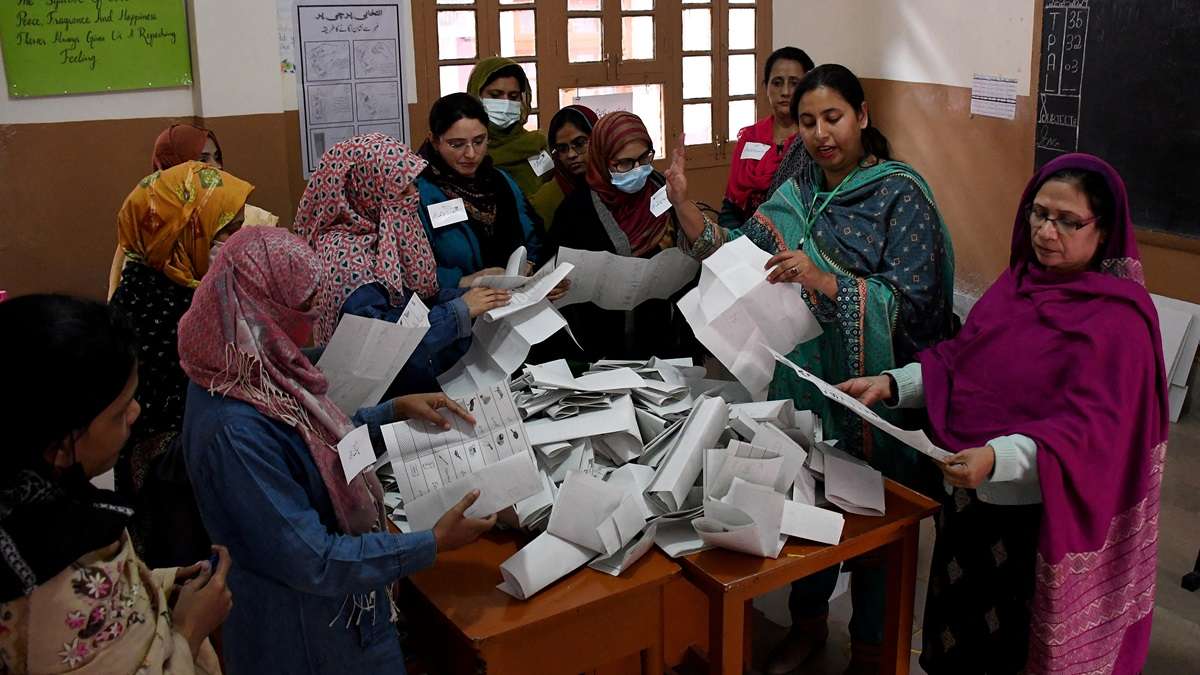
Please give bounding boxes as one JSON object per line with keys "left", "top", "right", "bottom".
{"left": 773, "top": 0, "right": 1200, "bottom": 304}
{"left": 3, "top": 0, "right": 1196, "bottom": 303}
{"left": 0, "top": 0, "right": 296, "bottom": 299}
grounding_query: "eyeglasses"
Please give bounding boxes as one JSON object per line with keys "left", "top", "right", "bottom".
{"left": 444, "top": 138, "right": 488, "bottom": 153}
{"left": 610, "top": 148, "right": 655, "bottom": 173}
{"left": 550, "top": 136, "right": 590, "bottom": 157}
{"left": 1027, "top": 204, "right": 1098, "bottom": 236}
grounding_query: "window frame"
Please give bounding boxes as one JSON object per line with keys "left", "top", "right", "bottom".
{"left": 410, "top": 0, "right": 773, "bottom": 170}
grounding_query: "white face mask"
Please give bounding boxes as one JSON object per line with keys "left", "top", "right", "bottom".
{"left": 481, "top": 97, "right": 523, "bottom": 129}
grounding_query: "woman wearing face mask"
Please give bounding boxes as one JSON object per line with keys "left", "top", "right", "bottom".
{"left": 179, "top": 228, "right": 495, "bottom": 674}
{"left": 296, "top": 133, "right": 510, "bottom": 394}
{"left": 720, "top": 47, "right": 814, "bottom": 230}
{"left": 548, "top": 111, "right": 693, "bottom": 360}
{"left": 528, "top": 105, "right": 598, "bottom": 230}
{"left": 416, "top": 93, "right": 555, "bottom": 292}
{"left": 837, "top": 155, "right": 1167, "bottom": 675}
{"left": 467, "top": 57, "right": 550, "bottom": 198}
{"left": 666, "top": 64, "right": 955, "bottom": 674}
{"left": 0, "top": 294, "right": 233, "bottom": 675}
{"left": 109, "top": 162, "right": 253, "bottom": 569}
{"left": 109, "top": 125, "right": 275, "bottom": 299}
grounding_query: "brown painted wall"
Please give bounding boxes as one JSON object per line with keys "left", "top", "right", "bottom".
{"left": 0, "top": 112, "right": 305, "bottom": 300}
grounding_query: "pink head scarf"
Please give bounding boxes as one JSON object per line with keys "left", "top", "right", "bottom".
{"left": 294, "top": 133, "right": 438, "bottom": 345}
{"left": 178, "top": 227, "right": 384, "bottom": 535}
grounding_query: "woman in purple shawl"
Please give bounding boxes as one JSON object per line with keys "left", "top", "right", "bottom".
{"left": 838, "top": 153, "right": 1169, "bottom": 674}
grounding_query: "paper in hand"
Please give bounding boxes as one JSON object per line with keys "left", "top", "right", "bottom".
{"left": 766, "top": 348, "right": 954, "bottom": 463}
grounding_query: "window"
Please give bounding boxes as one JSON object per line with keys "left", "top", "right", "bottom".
{"left": 411, "top": 1, "right": 772, "bottom": 172}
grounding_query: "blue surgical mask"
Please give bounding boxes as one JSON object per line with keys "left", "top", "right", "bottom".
{"left": 609, "top": 164, "right": 654, "bottom": 194}
{"left": 481, "top": 98, "right": 522, "bottom": 129}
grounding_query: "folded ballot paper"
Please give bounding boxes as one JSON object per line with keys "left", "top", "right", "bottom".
{"left": 499, "top": 471, "right": 647, "bottom": 599}
{"left": 645, "top": 396, "right": 730, "bottom": 513}
{"left": 317, "top": 294, "right": 431, "bottom": 416}
{"left": 554, "top": 246, "right": 699, "bottom": 311}
{"left": 470, "top": 246, "right": 532, "bottom": 289}
{"left": 679, "top": 237, "right": 823, "bottom": 399}
{"left": 438, "top": 300, "right": 573, "bottom": 398}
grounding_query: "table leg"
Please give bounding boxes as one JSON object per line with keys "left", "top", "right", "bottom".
{"left": 882, "top": 524, "right": 919, "bottom": 675}
{"left": 708, "top": 593, "right": 744, "bottom": 675}
{"left": 642, "top": 586, "right": 665, "bottom": 675}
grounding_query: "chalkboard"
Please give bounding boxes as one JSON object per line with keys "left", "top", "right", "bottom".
{"left": 1035, "top": 0, "right": 1200, "bottom": 239}
{"left": 0, "top": 0, "right": 192, "bottom": 97}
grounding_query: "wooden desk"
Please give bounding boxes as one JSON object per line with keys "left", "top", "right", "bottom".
{"left": 400, "top": 530, "right": 680, "bottom": 675}
{"left": 679, "top": 479, "right": 939, "bottom": 675}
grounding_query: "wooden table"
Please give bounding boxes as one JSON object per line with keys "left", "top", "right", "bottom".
{"left": 399, "top": 530, "right": 680, "bottom": 675}
{"left": 679, "top": 479, "right": 939, "bottom": 675}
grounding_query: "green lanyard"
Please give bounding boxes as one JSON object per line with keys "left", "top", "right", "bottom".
{"left": 806, "top": 165, "right": 860, "bottom": 227}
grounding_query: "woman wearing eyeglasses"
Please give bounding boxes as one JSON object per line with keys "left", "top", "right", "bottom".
{"left": 549, "top": 111, "right": 694, "bottom": 360}
{"left": 835, "top": 154, "right": 1168, "bottom": 675}
{"left": 415, "top": 93, "right": 548, "bottom": 290}
{"left": 529, "top": 105, "right": 598, "bottom": 230}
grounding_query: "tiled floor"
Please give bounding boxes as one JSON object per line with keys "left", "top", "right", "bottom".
{"left": 740, "top": 415, "right": 1200, "bottom": 674}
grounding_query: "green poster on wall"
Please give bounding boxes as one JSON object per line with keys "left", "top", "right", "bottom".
{"left": 0, "top": 0, "right": 192, "bottom": 98}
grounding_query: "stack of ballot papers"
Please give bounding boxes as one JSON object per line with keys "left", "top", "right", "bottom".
{"left": 678, "top": 237, "right": 824, "bottom": 400}
{"left": 365, "top": 355, "right": 909, "bottom": 600}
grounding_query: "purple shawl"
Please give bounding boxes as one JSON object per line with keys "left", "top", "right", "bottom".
{"left": 918, "top": 154, "right": 1169, "bottom": 674}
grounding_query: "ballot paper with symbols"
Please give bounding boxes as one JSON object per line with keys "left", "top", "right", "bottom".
{"left": 554, "top": 246, "right": 699, "bottom": 311}
{"left": 379, "top": 383, "right": 542, "bottom": 531}
{"left": 679, "top": 237, "right": 823, "bottom": 399}
{"left": 768, "top": 348, "right": 955, "bottom": 463}
{"left": 317, "top": 295, "right": 430, "bottom": 415}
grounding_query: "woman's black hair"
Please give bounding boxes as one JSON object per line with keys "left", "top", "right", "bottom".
{"left": 762, "top": 46, "right": 815, "bottom": 84}
{"left": 547, "top": 106, "right": 594, "bottom": 144}
{"left": 791, "top": 63, "right": 892, "bottom": 161}
{"left": 481, "top": 64, "right": 530, "bottom": 94}
{"left": 0, "top": 294, "right": 137, "bottom": 467}
{"left": 1042, "top": 169, "right": 1115, "bottom": 233}
{"left": 428, "top": 92, "right": 490, "bottom": 138}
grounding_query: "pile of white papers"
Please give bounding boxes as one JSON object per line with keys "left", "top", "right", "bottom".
{"left": 678, "top": 237, "right": 823, "bottom": 400}
{"left": 367, "top": 354, "right": 901, "bottom": 600}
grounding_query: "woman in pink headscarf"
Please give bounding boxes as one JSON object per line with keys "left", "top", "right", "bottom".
{"left": 178, "top": 227, "right": 496, "bottom": 674}
{"left": 838, "top": 153, "right": 1168, "bottom": 674}
{"left": 294, "top": 133, "right": 510, "bottom": 394}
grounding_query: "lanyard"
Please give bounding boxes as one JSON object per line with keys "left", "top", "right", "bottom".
{"left": 806, "top": 165, "right": 860, "bottom": 225}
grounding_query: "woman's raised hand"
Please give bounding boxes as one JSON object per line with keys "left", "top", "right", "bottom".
{"left": 664, "top": 132, "right": 689, "bottom": 207}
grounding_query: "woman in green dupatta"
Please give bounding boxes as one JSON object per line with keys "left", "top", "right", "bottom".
{"left": 667, "top": 64, "right": 956, "bottom": 674}
{"left": 467, "top": 57, "right": 549, "bottom": 197}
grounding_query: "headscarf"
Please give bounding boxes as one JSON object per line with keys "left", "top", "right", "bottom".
{"left": 294, "top": 133, "right": 438, "bottom": 345}
{"left": 152, "top": 124, "right": 222, "bottom": 171}
{"left": 467, "top": 57, "right": 548, "bottom": 195}
{"left": 585, "top": 112, "right": 671, "bottom": 256}
{"left": 117, "top": 161, "right": 254, "bottom": 288}
{"left": 917, "top": 154, "right": 1169, "bottom": 674}
{"left": 725, "top": 115, "right": 796, "bottom": 213}
{"left": 547, "top": 104, "right": 598, "bottom": 196}
{"left": 177, "top": 227, "right": 385, "bottom": 535}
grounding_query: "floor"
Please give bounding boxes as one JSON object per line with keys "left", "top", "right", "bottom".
{"left": 739, "top": 414, "right": 1200, "bottom": 675}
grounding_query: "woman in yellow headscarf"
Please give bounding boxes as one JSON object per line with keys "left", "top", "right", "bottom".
{"left": 467, "top": 56, "right": 549, "bottom": 197}
{"left": 109, "top": 161, "right": 253, "bottom": 568}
